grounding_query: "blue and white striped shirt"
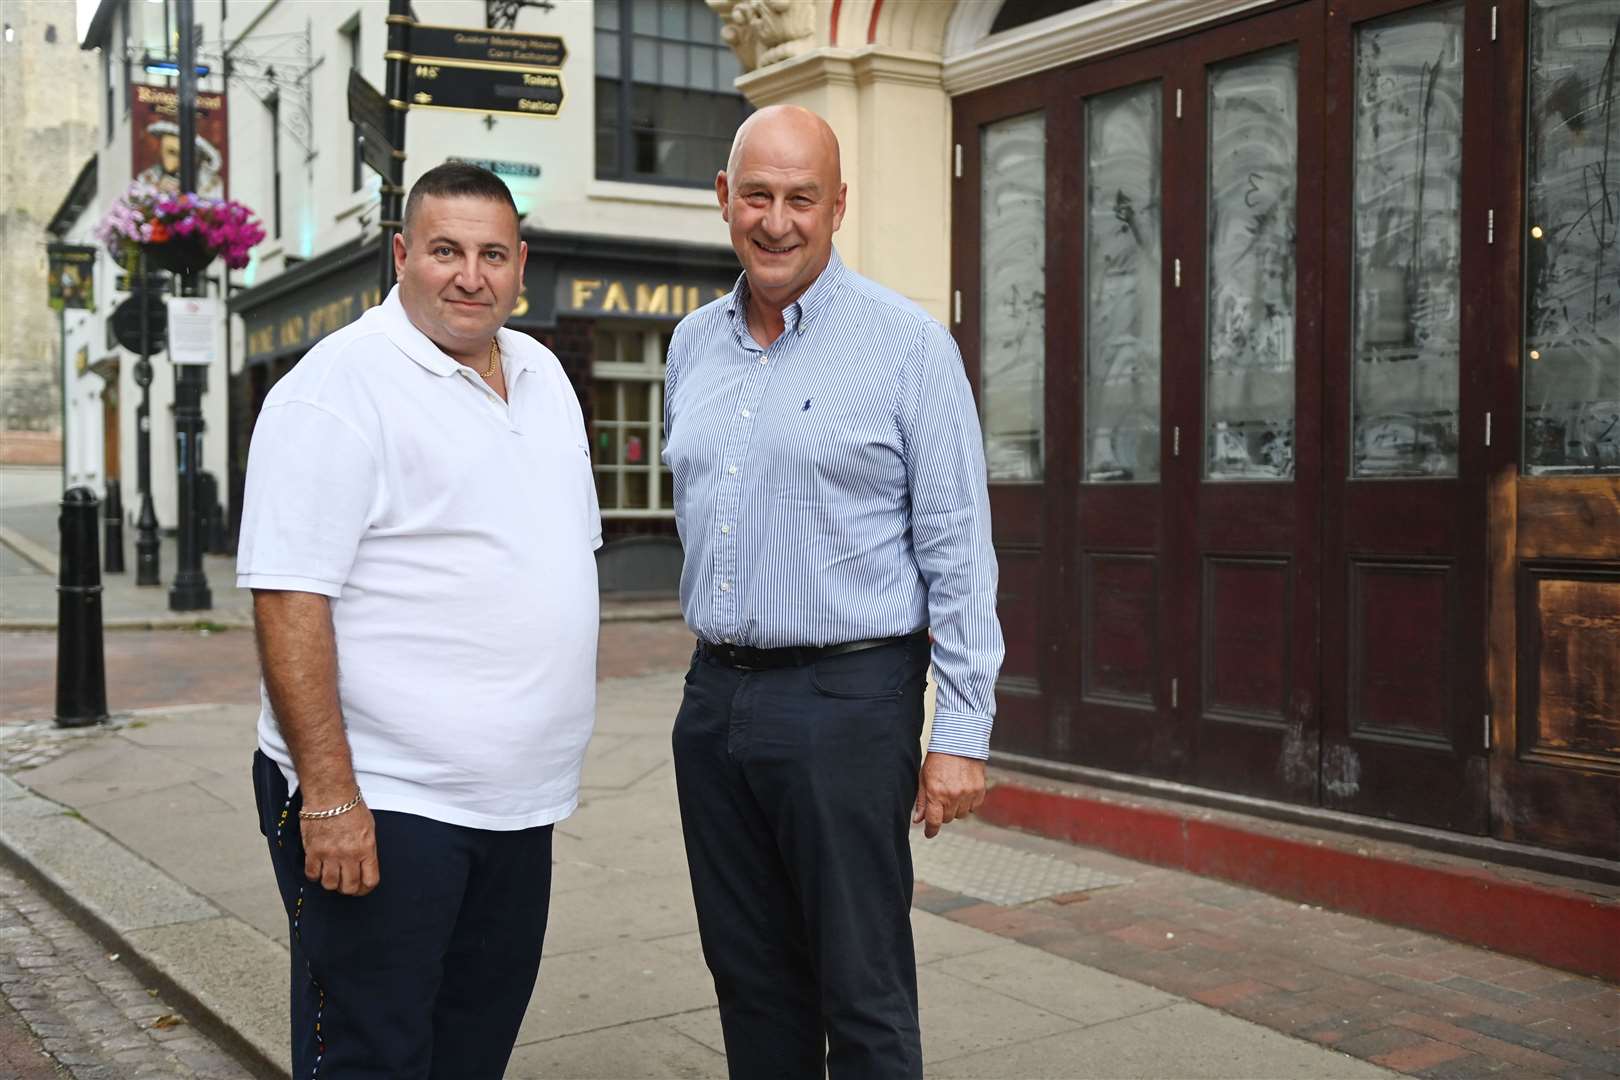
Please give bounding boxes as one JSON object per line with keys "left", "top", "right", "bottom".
{"left": 663, "top": 250, "right": 1003, "bottom": 759}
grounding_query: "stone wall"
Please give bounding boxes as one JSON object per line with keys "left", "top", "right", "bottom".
{"left": 0, "top": 0, "right": 99, "bottom": 461}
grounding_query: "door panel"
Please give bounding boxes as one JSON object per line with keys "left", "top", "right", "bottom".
{"left": 1068, "top": 40, "right": 1185, "bottom": 779}
{"left": 1177, "top": 4, "right": 1324, "bottom": 804}
{"left": 1320, "top": 0, "right": 1489, "bottom": 832}
{"left": 955, "top": 82, "right": 1060, "bottom": 757}
{"left": 1487, "top": 0, "right": 1620, "bottom": 862}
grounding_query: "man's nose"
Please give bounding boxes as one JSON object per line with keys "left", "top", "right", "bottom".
{"left": 452, "top": 255, "right": 485, "bottom": 292}
{"left": 762, "top": 199, "right": 791, "bottom": 237}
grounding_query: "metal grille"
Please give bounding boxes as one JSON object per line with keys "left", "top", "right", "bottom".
{"left": 911, "top": 830, "right": 1131, "bottom": 906}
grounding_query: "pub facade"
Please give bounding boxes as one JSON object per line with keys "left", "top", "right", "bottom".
{"left": 718, "top": 0, "right": 1619, "bottom": 863}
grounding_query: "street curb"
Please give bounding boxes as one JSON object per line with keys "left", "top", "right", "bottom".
{"left": 0, "top": 774, "right": 290, "bottom": 1079}
{"left": 0, "top": 524, "right": 57, "bottom": 576}
{"left": 979, "top": 771, "right": 1620, "bottom": 984}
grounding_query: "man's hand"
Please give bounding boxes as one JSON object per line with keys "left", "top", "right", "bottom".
{"left": 301, "top": 803, "right": 380, "bottom": 896}
{"left": 912, "top": 752, "right": 987, "bottom": 839}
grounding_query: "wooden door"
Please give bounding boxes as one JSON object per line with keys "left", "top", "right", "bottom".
{"left": 1318, "top": 0, "right": 1492, "bottom": 832}
{"left": 1174, "top": 3, "right": 1327, "bottom": 802}
{"left": 1063, "top": 40, "right": 1188, "bottom": 777}
{"left": 955, "top": 79, "right": 1066, "bottom": 755}
{"left": 1486, "top": 0, "right": 1620, "bottom": 861}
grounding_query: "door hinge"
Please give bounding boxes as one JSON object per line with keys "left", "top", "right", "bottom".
{"left": 954, "top": 143, "right": 962, "bottom": 179}
{"left": 1174, "top": 257, "right": 1182, "bottom": 288}
{"left": 1490, "top": 6, "right": 1498, "bottom": 41}
{"left": 1173, "top": 425, "right": 1181, "bottom": 458}
{"left": 1488, "top": 209, "right": 1495, "bottom": 245}
{"left": 953, "top": 289, "right": 962, "bottom": 324}
{"left": 1484, "top": 714, "right": 1492, "bottom": 749}
{"left": 1175, "top": 87, "right": 1183, "bottom": 119}
{"left": 1485, "top": 411, "right": 1493, "bottom": 447}
{"left": 1171, "top": 677, "right": 1179, "bottom": 709}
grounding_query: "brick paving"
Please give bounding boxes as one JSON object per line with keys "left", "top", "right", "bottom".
{"left": 918, "top": 821, "right": 1620, "bottom": 1079}
{"left": 0, "top": 864, "right": 252, "bottom": 1079}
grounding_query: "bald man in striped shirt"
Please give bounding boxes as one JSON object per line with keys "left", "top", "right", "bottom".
{"left": 662, "top": 104, "right": 1005, "bottom": 1080}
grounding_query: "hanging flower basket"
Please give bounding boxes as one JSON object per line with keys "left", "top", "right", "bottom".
{"left": 142, "top": 233, "right": 215, "bottom": 275}
{"left": 95, "top": 182, "right": 266, "bottom": 275}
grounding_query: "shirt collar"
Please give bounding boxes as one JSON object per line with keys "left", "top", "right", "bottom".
{"left": 725, "top": 247, "right": 847, "bottom": 339}
{"left": 381, "top": 286, "right": 535, "bottom": 377}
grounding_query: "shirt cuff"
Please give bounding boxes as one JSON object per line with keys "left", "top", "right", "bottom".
{"left": 926, "top": 709, "right": 992, "bottom": 761}
{"left": 236, "top": 573, "right": 344, "bottom": 599}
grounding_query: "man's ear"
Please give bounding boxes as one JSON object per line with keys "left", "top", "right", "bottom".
{"left": 716, "top": 171, "right": 731, "bottom": 223}
{"left": 831, "top": 182, "right": 848, "bottom": 233}
{"left": 393, "top": 231, "right": 408, "bottom": 279}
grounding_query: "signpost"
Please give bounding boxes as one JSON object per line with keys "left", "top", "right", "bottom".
{"left": 347, "top": 70, "right": 399, "bottom": 181}
{"left": 410, "top": 24, "right": 565, "bottom": 67}
{"left": 409, "top": 61, "right": 563, "bottom": 117}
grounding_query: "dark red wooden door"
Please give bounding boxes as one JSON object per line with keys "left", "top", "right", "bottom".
{"left": 1171, "top": 3, "right": 1327, "bottom": 802}
{"left": 1318, "top": 0, "right": 1492, "bottom": 832}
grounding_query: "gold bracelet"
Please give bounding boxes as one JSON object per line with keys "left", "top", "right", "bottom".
{"left": 298, "top": 790, "right": 364, "bottom": 820}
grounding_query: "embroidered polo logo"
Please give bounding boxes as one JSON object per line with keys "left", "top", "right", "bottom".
{"left": 802, "top": 399, "right": 812, "bottom": 411}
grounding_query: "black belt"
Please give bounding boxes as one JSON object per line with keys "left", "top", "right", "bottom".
{"left": 698, "top": 629, "right": 928, "bottom": 671}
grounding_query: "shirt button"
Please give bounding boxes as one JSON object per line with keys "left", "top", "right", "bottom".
{"left": 723, "top": 637, "right": 733, "bottom": 644}
{"left": 720, "top": 524, "right": 730, "bottom": 534}
{"left": 720, "top": 581, "right": 731, "bottom": 593}
{"left": 727, "top": 465, "right": 738, "bottom": 476}
{"left": 758, "top": 357, "right": 768, "bottom": 365}
{"left": 741, "top": 409, "right": 751, "bottom": 419}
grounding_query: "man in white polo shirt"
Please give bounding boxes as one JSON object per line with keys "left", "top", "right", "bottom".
{"left": 237, "top": 162, "right": 600, "bottom": 1079}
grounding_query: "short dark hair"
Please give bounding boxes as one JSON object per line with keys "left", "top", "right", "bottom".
{"left": 402, "top": 162, "right": 518, "bottom": 236}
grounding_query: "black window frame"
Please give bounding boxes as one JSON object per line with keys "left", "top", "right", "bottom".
{"left": 594, "top": 0, "right": 749, "bottom": 188}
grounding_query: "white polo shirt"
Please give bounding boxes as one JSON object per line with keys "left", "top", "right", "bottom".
{"left": 237, "top": 287, "right": 601, "bottom": 830}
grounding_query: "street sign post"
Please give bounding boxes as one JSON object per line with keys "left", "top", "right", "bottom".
{"left": 347, "top": 70, "right": 399, "bottom": 179}
{"left": 408, "top": 60, "right": 563, "bottom": 117}
{"left": 409, "top": 24, "right": 565, "bottom": 67}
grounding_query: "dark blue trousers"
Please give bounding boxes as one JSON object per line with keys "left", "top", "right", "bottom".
{"left": 253, "top": 751, "right": 553, "bottom": 1079}
{"left": 672, "top": 635, "right": 930, "bottom": 1080}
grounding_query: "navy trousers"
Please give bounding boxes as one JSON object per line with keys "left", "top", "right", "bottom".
{"left": 672, "top": 634, "right": 930, "bottom": 1080}
{"left": 252, "top": 751, "right": 553, "bottom": 1079}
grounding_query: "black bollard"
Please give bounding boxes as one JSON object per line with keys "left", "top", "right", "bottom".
{"left": 199, "top": 471, "right": 227, "bottom": 555}
{"left": 103, "top": 478, "right": 126, "bottom": 574}
{"left": 56, "top": 487, "right": 109, "bottom": 728}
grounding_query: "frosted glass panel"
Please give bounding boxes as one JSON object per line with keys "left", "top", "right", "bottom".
{"left": 1085, "top": 82, "right": 1162, "bottom": 483}
{"left": 1524, "top": 0, "right": 1620, "bottom": 475}
{"left": 1351, "top": 3, "right": 1465, "bottom": 478}
{"left": 1206, "top": 49, "right": 1299, "bottom": 481}
{"left": 981, "top": 111, "right": 1047, "bottom": 482}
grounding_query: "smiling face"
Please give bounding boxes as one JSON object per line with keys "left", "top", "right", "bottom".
{"left": 717, "top": 106, "right": 846, "bottom": 312}
{"left": 393, "top": 194, "right": 526, "bottom": 365}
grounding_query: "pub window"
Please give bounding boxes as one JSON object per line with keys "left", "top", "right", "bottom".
{"left": 592, "top": 325, "right": 675, "bottom": 515}
{"left": 595, "top": 0, "right": 749, "bottom": 186}
{"left": 1523, "top": 0, "right": 1619, "bottom": 475}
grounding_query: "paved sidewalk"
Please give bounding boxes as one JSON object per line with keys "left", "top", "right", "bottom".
{"left": 0, "top": 676, "right": 1398, "bottom": 1079}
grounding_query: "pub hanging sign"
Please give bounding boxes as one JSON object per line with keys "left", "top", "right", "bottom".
{"left": 47, "top": 244, "right": 98, "bottom": 311}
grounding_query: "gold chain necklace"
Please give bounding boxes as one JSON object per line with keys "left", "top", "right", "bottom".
{"left": 481, "top": 337, "right": 499, "bottom": 379}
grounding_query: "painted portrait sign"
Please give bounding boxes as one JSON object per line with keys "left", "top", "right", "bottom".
{"left": 130, "top": 83, "right": 229, "bottom": 198}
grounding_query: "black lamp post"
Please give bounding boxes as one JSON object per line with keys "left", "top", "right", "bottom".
{"left": 167, "top": 0, "right": 211, "bottom": 611}
{"left": 133, "top": 253, "right": 161, "bottom": 588}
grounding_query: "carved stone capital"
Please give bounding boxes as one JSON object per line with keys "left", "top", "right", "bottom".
{"left": 707, "top": 0, "right": 817, "bottom": 72}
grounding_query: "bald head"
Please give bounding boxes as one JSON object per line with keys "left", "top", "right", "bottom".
{"left": 725, "top": 105, "right": 842, "bottom": 188}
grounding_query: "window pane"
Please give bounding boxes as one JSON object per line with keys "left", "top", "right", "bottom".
{"left": 597, "top": 125, "right": 620, "bottom": 178}
{"left": 1085, "top": 82, "right": 1162, "bottom": 483}
{"left": 1524, "top": 0, "right": 1620, "bottom": 475}
{"left": 1206, "top": 48, "right": 1299, "bottom": 481}
{"left": 1351, "top": 3, "right": 1465, "bottom": 478}
{"left": 596, "top": 0, "right": 620, "bottom": 31}
{"left": 660, "top": 468, "right": 674, "bottom": 509}
{"left": 625, "top": 470, "right": 651, "bottom": 509}
{"left": 662, "top": 41, "right": 687, "bottom": 87}
{"left": 717, "top": 47, "right": 741, "bottom": 86}
{"left": 689, "top": 45, "right": 715, "bottom": 91}
{"left": 633, "top": 35, "right": 657, "bottom": 80}
{"left": 625, "top": 384, "right": 651, "bottom": 422}
{"left": 662, "top": 0, "right": 687, "bottom": 39}
{"left": 980, "top": 111, "right": 1046, "bottom": 482}
{"left": 595, "top": 470, "right": 616, "bottom": 509}
{"left": 594, "top": 423, "right": 619, "bottom": 463}
{"left": 595, "top": 30, "right": 620, "bottom": 79}
{"left": 632, "top": 0, "right": 658, "bottom": 34}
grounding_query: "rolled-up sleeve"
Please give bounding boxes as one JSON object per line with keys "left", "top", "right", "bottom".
{"left": 902, "top": 322, "right": 1004, "bottom": 760}
{"left": 236, "top": 401, "right": 381, "bottom": 598}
